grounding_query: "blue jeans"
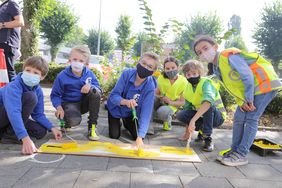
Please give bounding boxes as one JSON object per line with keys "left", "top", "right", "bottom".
{"left": 232, "top": 91, "right": 278, "bottom": 156}
{"left": 176, "top": 105, "right": 224, "bottom": 137}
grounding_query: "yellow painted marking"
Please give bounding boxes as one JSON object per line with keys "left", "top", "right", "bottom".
{"left": 253, "top": 141, "right": 281, "bottom": 149}
{"left": 40, "top": 141, "right": 160, "bottom": 158}
{"left": 160, "top": 146, "right": 193, "bottom": 155}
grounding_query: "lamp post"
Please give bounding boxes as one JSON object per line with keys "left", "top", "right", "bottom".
{"left": 97, "top": 0, "right": 102, "bottom": 56}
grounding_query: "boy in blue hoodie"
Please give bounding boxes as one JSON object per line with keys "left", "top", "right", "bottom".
{"left": 50, "top": 45, "right": 102, "bottom": 141}
{"left": 0, "top": 56, "right": 62, "bottom": 155}
{"left": 107, "top": 52, "right": 159, "bottom": 149}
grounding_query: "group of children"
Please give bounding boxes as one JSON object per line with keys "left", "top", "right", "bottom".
{"left": 0, "top": 35, "right": 281, "bottom": 167}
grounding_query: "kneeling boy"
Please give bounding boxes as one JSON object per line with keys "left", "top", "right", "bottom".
{"left": 0, "top": 56, "right": 62, "bottom": 155}
{"left": 51, "top": 45, "right": 102, "bottom": 141}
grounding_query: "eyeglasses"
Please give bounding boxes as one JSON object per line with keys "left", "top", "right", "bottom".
{"left": 139, "top": 60, "right": 155, "bottom": 71}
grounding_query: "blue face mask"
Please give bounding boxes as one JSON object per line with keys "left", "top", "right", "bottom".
{"left": 21, "top": 71, "right": 41, "bottom": 87}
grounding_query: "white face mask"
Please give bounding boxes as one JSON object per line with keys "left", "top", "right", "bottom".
{"left": 71, "top": 61, "right": 84, "bottom": 73}
{"left": 199, "top": 48, "right": 217, "bottom": 63}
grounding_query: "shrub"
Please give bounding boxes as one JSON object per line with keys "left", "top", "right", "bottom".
{"left": 265, "top": 91, "right": 282, "bottom": 115}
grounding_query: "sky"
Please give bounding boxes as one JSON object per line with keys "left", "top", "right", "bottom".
{"left": 65, "top": 0, "right": 272, "bottom": 51}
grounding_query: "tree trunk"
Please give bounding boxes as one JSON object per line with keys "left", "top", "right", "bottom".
{"left": 50, "top": 46, "right": 59, "bottom": 62}
{"left": 274, "top": 63, "right": 281, "bottom": 77}
{"left": 20, "top": 0, "right": 40, "bottom": 61}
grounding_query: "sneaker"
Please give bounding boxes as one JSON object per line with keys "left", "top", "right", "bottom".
{"left": 216, "top": 148, "right": 232, "bottom": 161}
{"left": 0, "top": 133, "right": 22, "bottom": 144}
{"left": 163, "top": 121, "right": 172, "bottom": 131}
{"left": 221, "top": 152, "right": 248, "bottom": 167}
{"left": 147, "top": 125, "right": 155, "bottom": 135}
{"left": 195, "top": 131, "right": 204, "bottom": 142}
{"left": 202, "top": 136, "right": 214, "bottom": 152}
{"left": 88, "top": 124, "right": 100, "bottom": 141}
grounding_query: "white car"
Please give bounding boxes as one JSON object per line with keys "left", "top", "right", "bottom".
{"left": 88, "top": 55, "right": 105, "bottom": 73}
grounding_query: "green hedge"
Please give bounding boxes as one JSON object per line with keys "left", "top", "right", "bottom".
{"left": 15, "top": 62, "right": 103, "bottom": 84}
{"left": 265, "top": 91, "right": 282, "bottom": 115}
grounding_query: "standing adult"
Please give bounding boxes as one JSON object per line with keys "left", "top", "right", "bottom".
{"left": 0, "top": 0, "right": 24, "bottom": 82}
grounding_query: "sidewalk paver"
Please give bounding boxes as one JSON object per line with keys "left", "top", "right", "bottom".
{"left": 0, "top": 87, "right": 281, "bottom": 188}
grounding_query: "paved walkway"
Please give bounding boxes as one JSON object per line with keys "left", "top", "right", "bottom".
{"left": 0, "top": 87, "right": 282, "bottom": 188}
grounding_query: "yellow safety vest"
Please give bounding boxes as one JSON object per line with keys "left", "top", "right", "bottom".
{"left": 157, "top": 74, "right": 187, "bottom": 112}
{"left": 218, "top": 48, "right": 282, "bottom": 105}
{"left": 183, "top": 77, "right": 227, "bottom": 119}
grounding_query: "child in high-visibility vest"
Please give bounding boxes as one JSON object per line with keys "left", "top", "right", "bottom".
{"left": 0, "top": 56, "right": 62, "bottom": 155}
{"left": 176, "top": 60, "right": 226, "bottom": 152}
{"left": 153, "top": 56, "right": 187, "bottom": 131}
{"left": 193, "top": 35, "right": 282, "bottom": 166}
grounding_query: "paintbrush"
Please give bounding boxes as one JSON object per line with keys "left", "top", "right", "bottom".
{"left": 184, "top": 133, "right": 192, "bottom": 153}
{"left": 131, "top": 107, "right": 144, "bottom": 156}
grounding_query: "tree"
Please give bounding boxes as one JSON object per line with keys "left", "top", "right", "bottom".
{"left": 21, "top": 0, "right": 55, "bottom": 60}
{"left": 85, "top": 29, "right": 115, "bottom": 56}
{"left": 225, "top": 15, "right": 247, "bottom": 50}
{"left": 253, "top": 0, "right": 282, "bottom": 75}
{"left": 138, "top": 0, "right": 162, "bottom": 53}
{"left": 115, "top": 15, "right": 135, "bottom": 61}
{"left": 225, "top": 35, "right": 247, "bottom": 50}
{"left": 64, "top": 26, "right": 86, "bottom": 48}
{"left": 174, "top": 12, "right": 223, "bottom": 61}
{"left": 40, "top": 1, "right": 77, "bottom": 61}
{"left": 228, "top": 15, "right": 241, "bottom": 35}
{"left": 133, "top": 32, "right": 149, "bottom": 56}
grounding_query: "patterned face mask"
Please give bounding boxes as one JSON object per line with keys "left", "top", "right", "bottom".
{"left": 165, "top": 70, "right": 178, "bottom": 79}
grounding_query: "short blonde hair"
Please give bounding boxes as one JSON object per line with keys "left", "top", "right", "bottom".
{"left": 140, "top": 52, "right": 160, "bottom": 70}
{"left": 23, "top": 56, "right": 49, "bottom": 77}
{"left": 70, "top": 45, "right": 91, "bottom": 63}
{"left": 182, "top": 59, "right": 204, "bottom": 76}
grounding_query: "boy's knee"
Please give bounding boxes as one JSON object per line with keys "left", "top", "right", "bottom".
{"left": 65, "top": 116, "right": 82, "bottom": 127}
{"left": 36, "top": 128, "right": 47, "bottom": 139}
{"left": 30, "top": 125, "right": 47, "bottom": 139}
{"left": 157, "top": 107, "right": 171, "bottom": 121}
{"left": 89, "top": 89, "right": 101, "bottom": 99}
{"left": 22, "top": 91, "right": 38, "bottom": 106}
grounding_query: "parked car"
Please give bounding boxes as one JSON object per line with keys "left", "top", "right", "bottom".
{"left": 88, "top": 55, "right": 105, "bottom": 73}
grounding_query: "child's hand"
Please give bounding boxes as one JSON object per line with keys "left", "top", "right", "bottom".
{"left": 22, "top": 136, "right": 38, "bottom": 155}
{"left": 188, "top": 120, "right": 196, "bottom": 133}
{"left": 178, "top": 132, "right": 190, "bottom": 141}
{"left": 51, "top": 127, "right": 62, "bottom": 140}
{"left": 55, "top": 106, "right": 64, "bottom": 119}
{"left": 240, "top": 102, "right": 256, "bottom": 112}
{"left": 161, "top": 96, "right": 171, "bottom": 105}
{"left": 136, "top": 137, "right": 143, "bottom": 149}
{"left": 81, "top": 84, "right": 91, "bottom": 94}
{"left": 125, "top": 99, "right": 138, "bottom": 109}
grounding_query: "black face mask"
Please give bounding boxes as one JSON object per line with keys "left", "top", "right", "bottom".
{"left": 136, "top": 63, "right": 154, "bottom": 79}
{"left": 187, "top": 76, "right": 200, "bottom": 85}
